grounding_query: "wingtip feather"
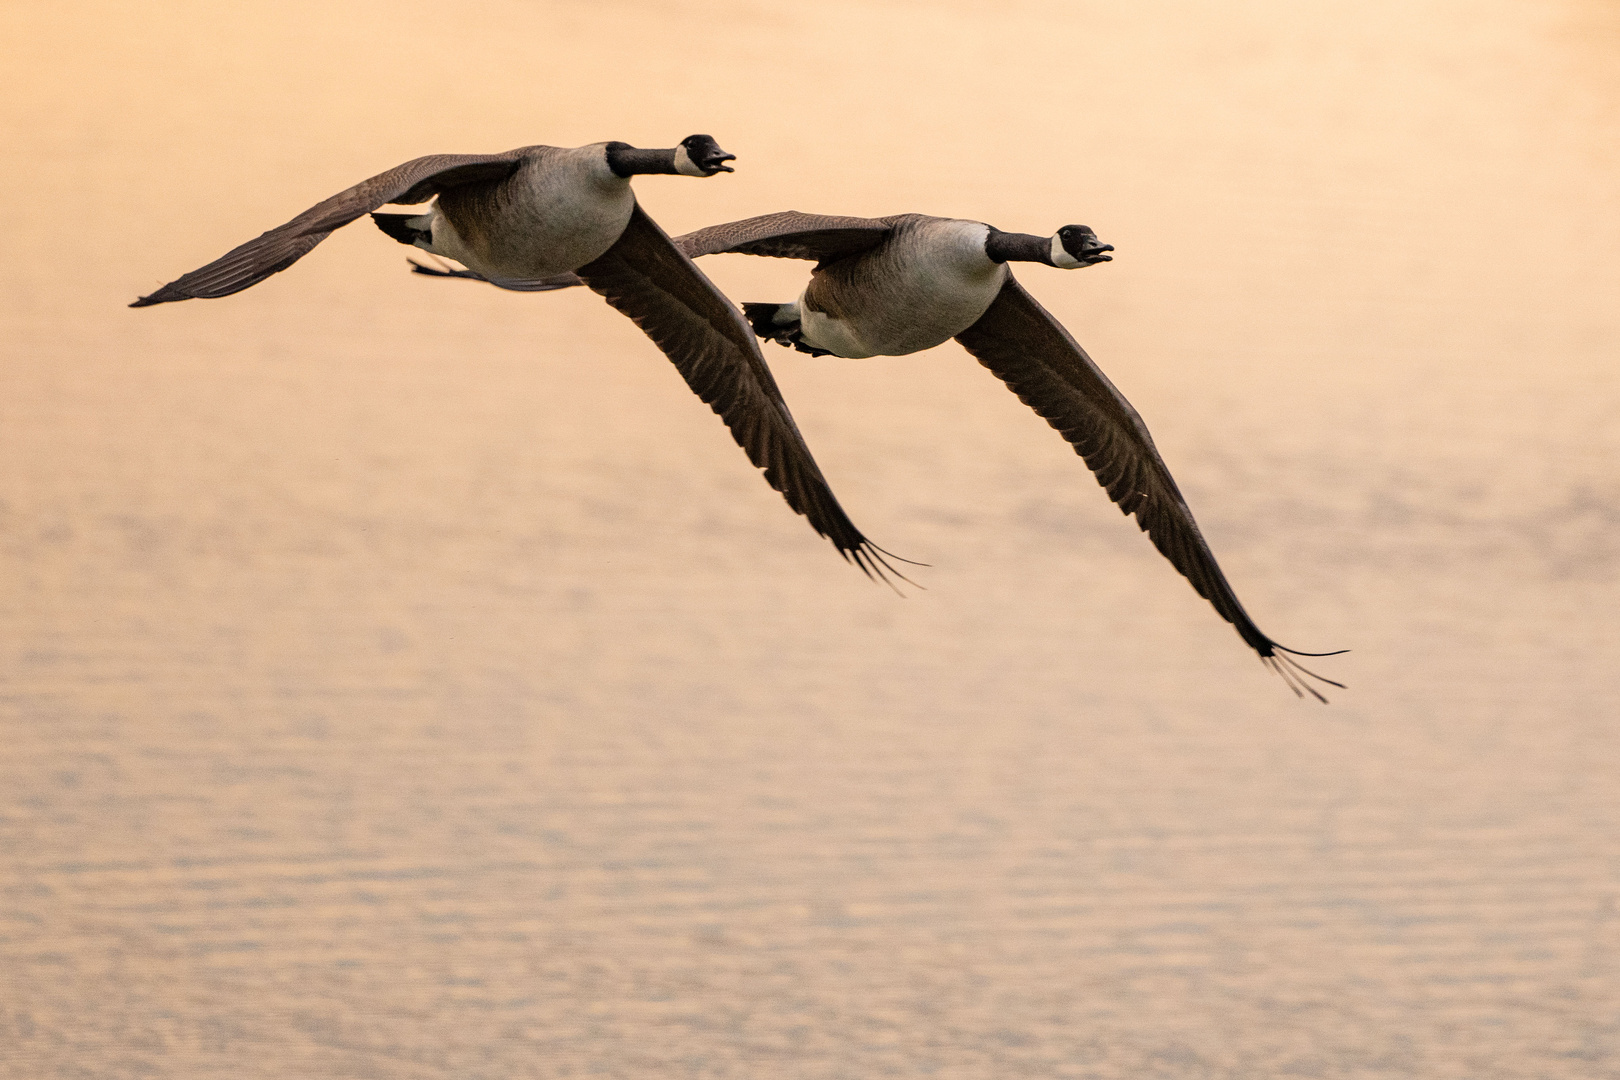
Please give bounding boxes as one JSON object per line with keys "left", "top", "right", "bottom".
{"left": 129, "top": 286, "right": 187, "bottom": 308}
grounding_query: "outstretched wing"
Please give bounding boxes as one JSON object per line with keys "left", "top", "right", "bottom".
{"left": 955, "top": 277, "right": 1342, "bottom": 699}
{"left": 401, "top": 211, "right": 895, "bottom": 293}
{"left": 673, "top": 211, "right": 893, "bottom": 265}
{"left": 575, "top": 202, "right": 906, "bottom": 582}
{"left": 131, "top": 151, "right": 530, "bottom": 306}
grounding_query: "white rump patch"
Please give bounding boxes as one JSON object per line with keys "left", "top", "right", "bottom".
{"left": 798, "top": 292, "right": 874, "bottom": 358}
{"left": 408, "top": 211, "right": 433, "bottom": 250}
{"left": 1050, "top": 233, "right": 1083, "bottom": 269}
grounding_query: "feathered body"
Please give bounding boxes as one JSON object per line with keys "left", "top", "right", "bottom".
{"left": 128, "top": 138, "right": 909, "bottom": 582}
{"left": 424, "top": 145, "right": 635, "bottom": 280}
{"left": 394, "top": 204, "right": 1344, "bottom": 699}
{"left": 797, "top": 216, "right": 1007, "bottom": 358}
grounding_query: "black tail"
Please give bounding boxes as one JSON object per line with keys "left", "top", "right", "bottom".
{"left": 372, "top": 212, "right": 430, "bottom": 247}
{"left": 742, "top": 302, "right": 794, "bottom": 340}
{"left": 742, "top": 302, "right": 834, "bottom": 357}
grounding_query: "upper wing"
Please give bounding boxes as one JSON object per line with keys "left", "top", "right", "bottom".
{"left": 575, "top": 202, "right": 906, "bottom": 582}
{"left": 131, "top": 151, "right": 529, "bottom": 306}
{"left": 955, "top": 277, "right": 1343, "bottom": 699}
{"left": 673, "top": 211, "right": 893, "bottom": 264}
{"left": 400, "top": 210, "right": 894, "bottom": 293}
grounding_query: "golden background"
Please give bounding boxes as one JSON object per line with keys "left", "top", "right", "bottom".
{"left": 2, "top": 1, "right": 1618, "bottom": 1076}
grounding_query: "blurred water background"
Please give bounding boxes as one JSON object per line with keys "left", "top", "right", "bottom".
{"left": 2, "top": 1, "right": 1618, "bottom": 1076}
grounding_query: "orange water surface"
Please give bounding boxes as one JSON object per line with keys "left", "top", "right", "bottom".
{"left": 3, "top": 1, "right": 1618, "bottom": 1076}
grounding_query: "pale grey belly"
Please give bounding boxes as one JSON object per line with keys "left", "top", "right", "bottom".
{"left": 799, "top": 267, "right": 1006, "bottom": 359}
{"left": 430, "top": 189, "right": 634, "bottom": 280}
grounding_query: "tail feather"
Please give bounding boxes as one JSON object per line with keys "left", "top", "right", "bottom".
{"left": 372, "top": 212, "right": 431, "bottom": 247}
{"left": 742, "top": 302, "right": 794, "bottom": 340}
{"left": 741, "top": 302, "right": 834, "bottom": 357}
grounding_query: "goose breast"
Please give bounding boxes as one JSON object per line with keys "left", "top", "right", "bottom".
{"left": 431, "top": 144, "right": 635, "bottom": 280}
{"left": 800, "top": 217, "right": 1008, "bottom": 358}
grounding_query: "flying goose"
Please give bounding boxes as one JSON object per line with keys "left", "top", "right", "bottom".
{"left": 130, "top": 141, "right": 901, "bottom": 580}
{"left": 414, "top": 210, "right": 1343, "bottom": 699}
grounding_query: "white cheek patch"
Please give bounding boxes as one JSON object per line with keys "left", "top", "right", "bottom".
{"left": 674, "top": 146, "right": 706, "bottom": 176}
{"left": 1050, "top": 233, "right": 1083, "bottom": 269}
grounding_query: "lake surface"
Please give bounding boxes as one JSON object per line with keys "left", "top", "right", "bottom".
{"left": 3, "top": 1, "right": 1618, "bottom": 1076}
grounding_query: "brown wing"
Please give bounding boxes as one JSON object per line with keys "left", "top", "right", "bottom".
{"left": 575, "top": 202, "right": 906, "bottom": 582}
{"left": 130, "top": 151, "right": 530, "bottom": 306}
{"left": 955, "top": 277, "right": 1342, "bottom": 699}
{"left": 402, "top": 210, "right": 894, "bottom": 293}
{"left": 673, "top": 211, "right": 893, "bottom": 264}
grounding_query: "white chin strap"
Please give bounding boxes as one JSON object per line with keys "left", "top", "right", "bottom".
{"left": 674, "top": 146, "right": 707, "bottom": 177}
{"left": 1050, "top": 234, "right": 1083, "bottom": 269}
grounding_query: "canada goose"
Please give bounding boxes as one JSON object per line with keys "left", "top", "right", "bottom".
{"left": 130, "top": 142, "right": 901, "bottom": 580}
{"left": 412, "top": 210, "right": 1343, "bottom": 699}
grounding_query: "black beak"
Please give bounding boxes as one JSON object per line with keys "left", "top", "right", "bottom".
{"left": 1067, "top": 227, "right": 1114, "bottom": 265}
{"left": 700, "top": 150, "right": 736, "bottom": 174}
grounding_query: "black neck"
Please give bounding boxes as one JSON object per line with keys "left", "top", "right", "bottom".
{"left": 983, "top": 230, "right": 1051, "bottom": 266}
{"left": 605, "top": 143, "right": 678, "bottom": 177}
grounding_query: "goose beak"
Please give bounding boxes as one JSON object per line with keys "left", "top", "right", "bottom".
{"left": 700, "top": 151, "right": 737, "bottom": 175}
{"left": 1079, "top": 242, "right": 1114, "bottom": 266}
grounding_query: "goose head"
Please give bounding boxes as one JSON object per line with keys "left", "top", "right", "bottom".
{"left": 674, "top": 134, "right": 737, "bottom": 176}
{"left": 1050, "top": 225, "right": 1114, "bottom": 269}
{"left": 984, "top": 224, "right": 1115, "bottom": 268}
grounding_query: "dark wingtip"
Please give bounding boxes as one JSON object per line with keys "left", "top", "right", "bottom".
{"left": 850, "top": 544, "right": 924, "bottom": 594}
{"left": 1275, "top": 645, "right": 1350, "bottom": 658}
{"left": 841, "top": 538, "right": 927, "bottom": 595}
{"left": 129, "top": 287, "right": 184, "bottom": 308}
{"left": 1261, "top": 649, "right": 1345, "bottom": 703}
